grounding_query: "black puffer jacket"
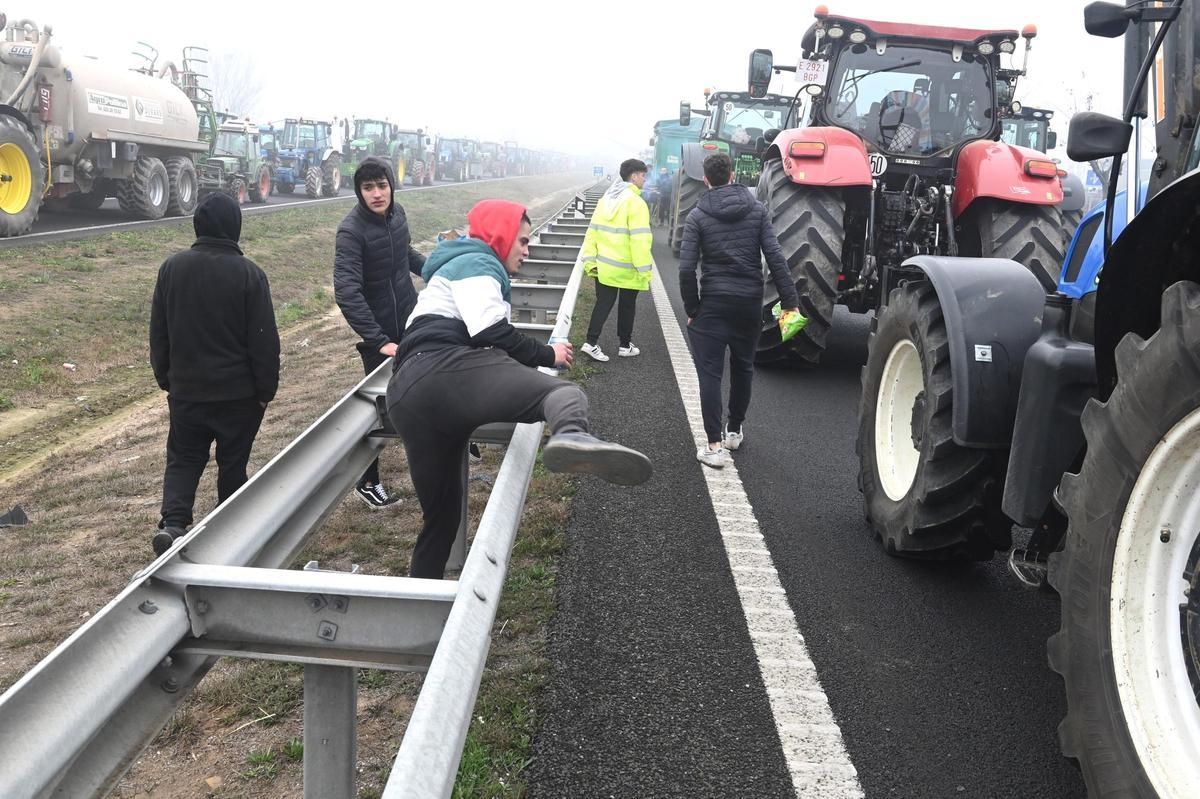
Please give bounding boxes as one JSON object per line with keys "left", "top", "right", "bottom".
{"left": 334, "top": 158, "right": 427, "bottom": 354}
{"left": 677, "top": 182, "right": 800, "bottom": 317}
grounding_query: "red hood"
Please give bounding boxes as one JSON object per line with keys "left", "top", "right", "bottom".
{"left": 467, "top": 199, "right": 527, "bottom": 261}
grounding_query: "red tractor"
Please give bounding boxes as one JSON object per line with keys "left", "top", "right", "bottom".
{"left": 751, "top": 8, "right": 1064, "bottom": 363}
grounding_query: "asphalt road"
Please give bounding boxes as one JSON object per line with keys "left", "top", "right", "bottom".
{"left": 529, "top": 233, "right": 1088, "bottom": 798}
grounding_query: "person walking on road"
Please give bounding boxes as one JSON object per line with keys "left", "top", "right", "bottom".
{"left": 678, "top": 153, "right": 800, "bottom": 468}
{"left": 386, "top": 199, "right": 653, "bottom": 579}
{"left": 579, "top": 159, "right": 653, "bottom": 362}
{"left": 334, "top": 156, "right": 425, "bottom": 508}
{"left": 149, "top": 193, "right": 280, "bottom": 555}
{"left": 656, "top": 166, "right": 673, "bottom": 227}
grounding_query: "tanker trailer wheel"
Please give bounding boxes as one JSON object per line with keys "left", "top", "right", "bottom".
{"left": 164, "top": 157, "right": 197, "bottom": 216}
{"left": 116, "top": 156, "right": 169, "bottom": 220}
{"left": 669, "top": 168, "right": 704, "bottom": 257}
{"left": 249, "top": 164, "right": 272, "bottom": 203}
{"left": 0, "top": 115, "right": 45, "bottom": 237}
{"left": 304, "top": 165, "right": 322, "bottom": 198}
{"left": 321, "top": 154, "right": 343, "bottom": 197}
{"left": 855, "top": 279, "right": 1010, "bottom": 559}
{"left": 756, "top": 158, "right": 845, "bottom": 365}
{"left": 962, "top": 199, "right": 1065, "bottom": 292}
{"left": 1048, "top": 280, "right": 1200, "bottom": 799}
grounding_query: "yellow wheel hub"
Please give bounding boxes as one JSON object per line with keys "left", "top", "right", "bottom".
{"left": 0, "top": 141, "right": 34, "bottom": 215}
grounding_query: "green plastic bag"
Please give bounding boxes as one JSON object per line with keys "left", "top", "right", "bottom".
{"left": 771, "top": 302, "right": 808, "bottom": 343}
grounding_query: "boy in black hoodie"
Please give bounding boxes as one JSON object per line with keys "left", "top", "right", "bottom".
{"left": 678, "top": 153, "right": 800, "bottom": 469}
{"left": 149, "top": 192, "right": 280, "bottom": 555}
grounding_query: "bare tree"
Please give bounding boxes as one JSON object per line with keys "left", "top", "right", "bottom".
{"left": 206, "top": 51, "right": 264, "bottom": 119}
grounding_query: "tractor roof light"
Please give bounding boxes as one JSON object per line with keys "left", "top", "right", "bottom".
{"left": 1010, "top": 101, "right": 1022, "bottom": 114}
{"left": 999, "top": 39, "right": 1016, "bottom": 53}
{"left": 977, "top": 41, "right": 995, "bottom": 55}
{"left": 827, "top": 24, "right": 845, "bottom": 39}
{"left": 805, "top": 84, "right": 825, "bottom": 97}
{"left": 1025, "top": 158, "right": 1058, "bottom": 178}
{"left": 848, "top": 29, "right": 867, "bottom": 44}
{"left": 814, "top": 5, "right": 829, "bottom": 17}
{"left": 789, "top": 140, "right": 826, "bottom": 158}
{"left": 1022, "top": 24, "right": 1037, "bottom": 39}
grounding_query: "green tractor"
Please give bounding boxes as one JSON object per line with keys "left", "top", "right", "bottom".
{"left": 339, "top": 118, "right": 405, "bottom": 186}
{"left": 668, "top": 89, "right": 794, "bottom": 255}
{"left": 396, "top": 128, "right": 433, "bottom": 185}
{"left": 197, "top": 119, "right": 272, "bottom": 204}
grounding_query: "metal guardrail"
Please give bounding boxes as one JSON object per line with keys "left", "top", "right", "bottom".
{"left": 0, "top": 182, "right": 606, "bottom": 798}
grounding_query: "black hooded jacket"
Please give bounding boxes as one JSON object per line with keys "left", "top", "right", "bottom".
{"left": 149, "top": 193, "right": 281, "bottom": 403}
{"left": 334, "top": 157, "right": 427, "bottom": 353}
{"left": 677, "top": 182, "right": 800, "bottom": 317}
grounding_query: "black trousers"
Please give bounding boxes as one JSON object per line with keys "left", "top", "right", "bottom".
{"left": 687, "top": 298, "right": 762, "bottom": 444}
{"left": 386, "top": 347, "right": 588, "bottom": 579}
{"left": 358, "top": 347, "right": 388, "bottom": 487}
{"left": 160, "top": 397, "right": 265, "bottom": 529}
{"left": 586, "top": 279, "right": 638, "bottom": 348}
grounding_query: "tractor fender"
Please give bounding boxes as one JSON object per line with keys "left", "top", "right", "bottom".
{"left": 903, "top": 254, "right": 1046, "bottom": 448}
{"left": 679, "top": 141, "right": 726, "bottom": 179}
{"left": 0, "top": 103, "right": 35, "bottom": 133}
{"left": 321, "top": 147, "right": 337, "bottom": 164}
{"left": 1059, "top": 171, "right": 1085, "bottom": 213}
{"left": 763, "top": 127, "right": 872, "bottom": 188}
{"left": 952, "top": 140, "right": 1063, "bottom": 219}
{"left": 1094, "top": 166, "right": 1200, "bottom": 397}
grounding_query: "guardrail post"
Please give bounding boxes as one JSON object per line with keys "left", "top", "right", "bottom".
{"left": 447, "top": 446, "right": 469, "bottom": 572}
{"left": 303, "top": 664, "right": 357, "bottom": 799}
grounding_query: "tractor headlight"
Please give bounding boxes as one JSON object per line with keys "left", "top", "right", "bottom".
{"left": 805, "top": 84, "right": 824, "bottom": 97}
{"left": 977, "top": 41, "right": 995, "bottom": 55}
{"left": 827, "top": 24, "right": 845, "bottom": 39}
{"left": 848, "top": 29, "right": 867, "bottom": 44}
{"left": 999, "top": 39, "right": 1016, "bottom": 53}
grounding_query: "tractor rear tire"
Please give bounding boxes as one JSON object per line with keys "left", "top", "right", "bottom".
{"left": 249, "top": 165, "right": 271, "bottom": 203}
{"left": 322, "top": 155, "right": 343, "bottom": 197}
{"left": 1062, "top": 208, "right": 1083, "bottom": 248}
{"left": 305, "top": 166, "right": 322, "bottom": 198}
{"left": 164, "top": 157, "right": 197, "bottom": 217}
{"left": 856, "top": 279, "right": 1010, "bottom": 559}
{"left": 0, "top": 115, "right": 46, "bottom": 237}
{"left": 757, "top": 158, "right": 845, "bottom": 365}
{"left": 116, "top": 156, "right": 169, "bottom": 220}
{"left": 972, "top": 200, "right": 1065, "bottom": 292}
{"left": 392, "top": 155, "right": 405, "bottom": 187}
{"left": 1048, "top": 280, "right": 1200, "bottom": 798}
{"left": 669, "top": 170, "right": 705, "bottom": 257}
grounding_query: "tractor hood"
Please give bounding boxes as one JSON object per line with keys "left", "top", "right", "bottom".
{"left": 205, "top": 156, "right": 241, "bottom": 172}
{"left": 349, "top": 137, "right": 376, "bottom": 150}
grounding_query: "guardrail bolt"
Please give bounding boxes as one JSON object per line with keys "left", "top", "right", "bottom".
{"left": 1160, "top": 525, "right": 1172, "bottom": 543}
{"left": 317, "top": 621, "right": 338, "bottom": 641}
{"left": 139, "top": 600, "right": 158, "bottom": 614}
{"left": 194, "top": 600, "right": 210, "bottom": 615}
{"left": 473, "top": 588, "right": 488, "bottom": 603}
{"left": 161, "top": 677, "right": 180, "bottom": 693}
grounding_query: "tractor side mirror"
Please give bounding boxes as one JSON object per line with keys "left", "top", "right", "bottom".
{"left": 1046, "top": 130, "right": 1058, "bottom": 150}
{"left": 1083, "top": 2, "right": 1132, "bottom": 37}
{"left": 748, "top": 49, "right": 774, "bottom": 98}
{"left": 680, "top": 102, "right": 692, "bottom": 127}
{"left": 1067, "top": 112, "right": 1132, "bottom": 161}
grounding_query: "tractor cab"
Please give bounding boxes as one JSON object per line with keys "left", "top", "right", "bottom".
{"left": 1000, "top": 106, "right": 1058, "bottom": 153}
{"left": 680, "top": 90, "right": 792, "bottom": 186}
{"left": 351, "top": 119, "right": 393, "bottom": 157}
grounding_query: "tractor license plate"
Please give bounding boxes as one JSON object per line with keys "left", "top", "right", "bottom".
{"left": 795, "top": 59, "right": 828, "bottom": 89}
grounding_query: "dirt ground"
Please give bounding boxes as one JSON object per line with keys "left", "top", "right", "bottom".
{"left": 0, "top": 175, "right": 591, "bottom": 798}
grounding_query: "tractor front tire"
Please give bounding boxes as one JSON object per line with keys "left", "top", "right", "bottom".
{"left": 756, "top": 158, "right": 845, "bottom": 365}
{"left": 278, "top": 180, "right": 295, "bottom": 194}
{"left": 970, "top": 200, "right": 1065, "bottom": 292}
{"left": 669, "top": 169, "right": 704, "bottom": 257}
{"left": 856, "top": 279, "right": 1010, "bottom": 559}
{"left": 1048, "top": 280, "right": 1200, "bottom": 798}
{"left": 228, "top": 178, "right": 248, "bottom": 206}
{"left": 249, "top": 165, "right": 272, "bottom": 203}
{"left": 164, "top": 157, "right": 198, "bottom": 217}
{"left": 322, "top": 155, "right": 343, "bottom": 197}
{"left": 304, "top": 166, "right": 322, "bottom": 198}
{"left": 116, "top": 156, "right": 170, "bottom": 220}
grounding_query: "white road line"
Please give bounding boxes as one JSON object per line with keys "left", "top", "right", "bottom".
{"left": 649, "top": 271, "right": 864, "bottom": 799}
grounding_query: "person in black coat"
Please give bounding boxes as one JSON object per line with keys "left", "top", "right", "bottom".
{"left": 149, "top": 192, "right": 280, "bottom": 555}
{"left": 334, "top": 156, "right": 426, "bottom": 508}
{"left": 678, "top": 153, "right": 800, "bottom": 469}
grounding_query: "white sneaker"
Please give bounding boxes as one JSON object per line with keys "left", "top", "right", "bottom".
{"left": 722, "top": 427, "right": 744, "bottom": 451}
{"left": 581, "top": 342, "right": 609, "bottom": 362}
{"left": 696, "top": 446, "right": 729, "bottom": 469}
{"left": 618, "top": 344, "right": 640, "bottom": 357}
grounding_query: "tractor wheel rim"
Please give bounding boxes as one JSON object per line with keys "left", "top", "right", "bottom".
{"left": 180, "top": 171, "right": 194, "bottom": 205}
{"left": 0, "top": 142, "right": 34, "bottom": 215}
{"left": 875, "top": 338, "right": 923, "bottom": 501}
{"left": 149, "top": 171, "right": 166, "bottom": 207}
{"left": 260, "top": 170, "right": 270, "bottom": 195}
{"left": 1110, "top": 405, "right": 1200, "bottom": 797}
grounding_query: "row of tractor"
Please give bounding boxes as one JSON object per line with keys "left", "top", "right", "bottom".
{"left": 654, "top": 4, "right": 1199, "bottom": 797}
{"left": 0, "top": 15, "right": 573, "bottom": 237}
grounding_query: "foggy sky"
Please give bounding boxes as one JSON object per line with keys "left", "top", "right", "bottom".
{"left": 21, "top": 1, "right": 1123, "bottom": 167}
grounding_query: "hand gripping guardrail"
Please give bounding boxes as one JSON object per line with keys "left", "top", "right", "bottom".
{"left": 0, "top": 182, "right": 607, "bottom": 799}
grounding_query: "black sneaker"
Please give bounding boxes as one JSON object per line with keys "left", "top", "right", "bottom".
{"left": 355, "top": 482, "right": 402, "bottom": 509}
{"left": 542, "top": 432, "right": 653, "bottom": 486}
{"left": 152, "top": 525, "right": 187, "bottom": 556}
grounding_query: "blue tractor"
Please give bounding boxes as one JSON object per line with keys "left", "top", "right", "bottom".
{"left": 272, "top": 118, "right": 342, "bottom": 198}
{"left": 855, "top": 1, "right": 1200, "bottom": 794}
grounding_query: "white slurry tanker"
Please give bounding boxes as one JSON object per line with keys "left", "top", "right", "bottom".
{"left": 0, "top": 12, "right": 209, "bottom": 236}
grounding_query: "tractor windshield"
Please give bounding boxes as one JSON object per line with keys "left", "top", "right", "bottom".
{"left": 260, "top": 131, "right": 275, "bottom": 151}
{"left": 397, "top": 132, "right": 421, "bottom": 151}
{"left": 825, "top": 43, "right": 993, "bottom": 156}
{"left": 214, "top": 130, "right": 249, "bottom": 157}
{"left": 713, "top": 99, "right": 791, "bottom": 144}
{"left": 439, "top": 140, "right": 463, "bottom": 158}
{"left": 356, "top": 121, "right": 388, "bottom": 140}
{"left": 1001, "top": 118, "right": 1048, "bottom": 152}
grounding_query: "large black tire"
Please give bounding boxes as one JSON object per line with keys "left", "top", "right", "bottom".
{"left": 278, "top": 180, "right": 295, "bottom": 194}
{"left": 322, "top": 154, "right": 343, "bottom": 197}
{"left": 668, "top": 170, "right": 704, "bottom": 257}
{"left": 227, "top": 177, "right": 248, "bottom": 206}
{"left": 116, "top": 156, "right": 169, "bottom": 220}
{"left": 1048, "top": 281, "right": 1200, "bottom": 797}
{"left": 304, "top": 165, "right": 322, "bottom": 198}
{"left": 856, "top": 279, "right": 1011, "bottom": 559}
{"left": 971, "top": 200, "right": 1065, "bottom": 292}
{"left": 757, "top": 158, "right": 845, "bottom": 365}
{"left": 0, "top": 115, "right": 45, "bottom": 237}
{"left": 164, "top": 157, "right": 197, "bottom": 217}
{"left": 1061, "top": 208, "right": 1084, "bottom": 250}
{"left": 248, "top": 164, "right": 271, "bottom": 203}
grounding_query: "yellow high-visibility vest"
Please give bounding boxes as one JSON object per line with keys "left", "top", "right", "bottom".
{"left": 581, "top": 183, "right": 654, "bottom": 291}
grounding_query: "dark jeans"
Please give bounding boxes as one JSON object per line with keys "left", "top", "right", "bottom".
{"left": 687, "top": 298, "right": 762, "bottom": 444}
{"left": 386, "top": 347, "right": 588, "bottom": 579}
{"left": 586, "top": 279, "right": 638, "bottom": 348}
{"left": 160, "top": 397, "right": 265, "bottom": 529}
{"left": 358, "top": 346, "right": 388, "bottom": 487}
